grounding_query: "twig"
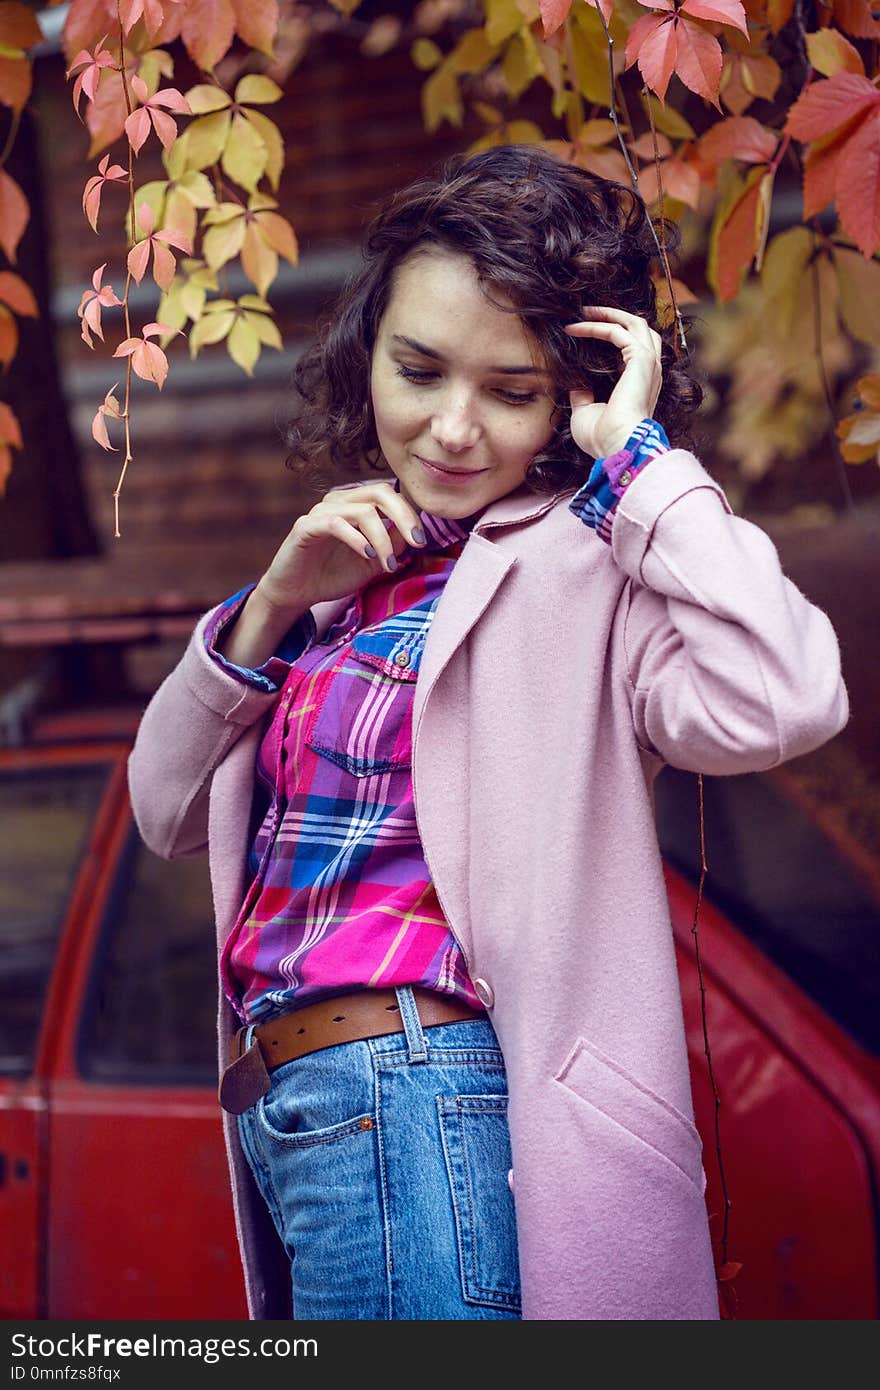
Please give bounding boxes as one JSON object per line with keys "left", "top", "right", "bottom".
{"left": 113, "top": 2, "right": 136, "bottom": 540}
{"left": 0, "top": 108, "right": 22, "bottom": 168}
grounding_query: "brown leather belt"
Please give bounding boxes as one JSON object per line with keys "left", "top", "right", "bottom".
{"left": 218, "top": 986, "right": 488, "bottom": 1114}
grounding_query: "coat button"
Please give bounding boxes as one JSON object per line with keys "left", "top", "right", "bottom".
{"left": 508, "top": 1168, "right": 514, "bottom": 1193}
{"left": 618, "top": 469, "right": 632, "bottom": 488}
{"left": 473, "top": 977, "right": 494, "bottom": 1008}
{"left": 393, "top": 650, "right": 410, "bottom": 668}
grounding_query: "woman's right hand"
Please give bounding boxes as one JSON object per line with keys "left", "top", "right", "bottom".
{"left": 256, "top": 480, "right": 427, "bottom": 620}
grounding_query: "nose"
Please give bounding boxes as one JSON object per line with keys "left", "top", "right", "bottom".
{"left": 429, "top": 392, "right": 481, "bottom": 453}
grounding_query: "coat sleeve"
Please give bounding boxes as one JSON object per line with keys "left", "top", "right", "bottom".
{"left": 127, "top": 604, "right": 280, "bottom": 859}
{"left": 610, "top": 449, "right": 849, "bottom": 774}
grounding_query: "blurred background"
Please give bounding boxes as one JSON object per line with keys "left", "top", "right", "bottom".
{"left": 1, "top": 0, "right": 878, "bottom": 1322}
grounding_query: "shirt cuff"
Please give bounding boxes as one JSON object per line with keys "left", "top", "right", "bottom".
{"left": 569, "top": 418, "right": 671, "bottom": 545}
{"left": 203, "top": 583, "right": 317, "bottom": 693}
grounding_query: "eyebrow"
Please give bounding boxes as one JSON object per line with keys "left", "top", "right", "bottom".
{"left": 390, "top": 333, "right": 551, "bottom": 377}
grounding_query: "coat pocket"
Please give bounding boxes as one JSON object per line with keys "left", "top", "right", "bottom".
{"left": 554, "top": 1035, "right": 706, "bottom": 1196}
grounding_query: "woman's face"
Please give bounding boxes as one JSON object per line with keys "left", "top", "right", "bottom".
{"left": 369, "top": 248, "right": 558, "bottom": 518}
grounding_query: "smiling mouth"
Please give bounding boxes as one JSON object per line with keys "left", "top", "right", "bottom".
{"left": 416, "top": 456, "right": 486, "bottom": 476}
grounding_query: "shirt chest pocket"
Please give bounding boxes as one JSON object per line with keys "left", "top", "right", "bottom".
{"left": 305, "top": 629, "right": 420, "bottom": 779}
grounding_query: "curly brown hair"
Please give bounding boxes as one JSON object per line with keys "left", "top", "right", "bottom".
{"left": 285, "top": 145, "right": 702, "bottom": 495}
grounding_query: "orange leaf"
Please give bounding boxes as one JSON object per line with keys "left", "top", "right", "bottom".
{"left": 180, "top": 0, "right": 236, "bottom": 71}
{"left": 0, "top": 166, "right": 28, "bottom": 262}
{"left": 255, "top": 210, "right": 298, "bottom": 264}
{"left": 699, "top": 115, "right": 778, "bottom": 166}
{"left": 0, "top": 1, "right": 43, "bottom": 48}
{"left": 832, "top": 0, "right": 880, "bottom": 39}
{"left": 0, "top": 55, "right": 31, "bottom": 114}
{"left": 766, "top": 0, "right": 795, "bottom": 31}
{"left": 715, "top": 167, "right": 767, "bottom": 300}
{"left": 0, "top": 303, "right": 18, "bottom": 366}
{"left": 231, "top": 0, "right": 279, "bottom": 57}
{"left": 540, "top": 0, "right": 573, "bottom": 37}
{"left": 806, "top": 27, "right": 865, "bottom": 77}
{"left": 785, "top": 71, "right": 879, "bottom": 143}
{"left": 802, "top": 128, "right": 850, "bottom": 218}
{"left": 681, "top": 0, "right": 748, "bottom": 34}
{"left": 0, "top": 270, "right": 37, "bottom": 315}
{"left": 0, "top": 399, "right": 23, "bottom": 447}
{"left": 835, "top": 107, "right": 880, "bottom": 257}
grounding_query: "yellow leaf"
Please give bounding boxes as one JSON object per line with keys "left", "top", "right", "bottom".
{"left": 805, "top": 28, "right": 864, "bottom": 78}
{"left": 485, "top": 0, "right": 525, "bottom": 46}
{"left": 189, "top": 306, "right": 236, "bottom": 356}
{"left": 506, "top": 120, "right": 544, "bottom": 143}
{"left": 238, "top": 293, "right": 272, "bottom": 311}
{"left": 202, "top": 201, "right": 246, "bottom": 226}
{"left": 569, "top": 15, "right": 608, "bottom": 106}
{"left": 180, "top": 281, "right": 209, "bottom": 320}
{"left": 501, "top": 31, "right": 543, "bottom": 99}
{"left": 326, "top": 0, "right": 362, "bottom": 13}
{"left": 411, "top": 37, "right": 442, "bottom": 70}
{"left": 185, "top": 83, "right": 232, "bottom": 115}
{"left": 761, "top": 226, "right": 813, "bottom": 337}
{"left": 242, "top": 222, "right": 278, "bottom": 296}
{"left": 156, "top": 282, "right": 189, "bottom": 338}
{"left": 185, "top": 109, "right": 232, "bottom": 170}
{"left": 203, "top": 214, "right": 246, "bottom": 270}
{"left": 227, "top": 316, "right": 261, "bottom": 374}
{"left": 164, "top": 188, "right": 198, "bottom": 244}
{"left": 177, "top": 170, "right": 216, "bottom": 207}
{"left": 242, "top": 109, "right": 284, "bottom": 190}
{"left": 234, "top": 74, "right": 283, "bottom": 104}
{"left": 244, "top": 308, "right": 282, "bottom": 349}
{"left": 450, "top": 27, "right": 495, "bottom": 74}
{"left": 832, "top": 245, "right": 880, "bottom": 347}
{"left": 421, "top": 60, "right": 463, "bottom": 132}
{"left": 222, "top": 110, "right": 267, "bottom": 194}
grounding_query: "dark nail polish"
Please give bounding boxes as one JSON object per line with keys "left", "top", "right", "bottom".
{"left": 386, "top": 555, "right": 398, "bottom": 572}
{"left": 411, "top": 526, "right": 426, "bottom": 546}
{"left": 364, "top": 544, "right": 377, "bottom": 558}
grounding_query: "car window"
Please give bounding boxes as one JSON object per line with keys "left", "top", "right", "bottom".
{"left": 654, "top": 767, "right": 880, "bottom": 1057}
{"left": 78, "top": 828, "right": 218, "bottom": 1084}
{"left": 0, "top": 763, "right": 110, "bottom": 1077}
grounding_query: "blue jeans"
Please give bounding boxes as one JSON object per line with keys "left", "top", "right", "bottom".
{"left": 236, "top": 985, "right": 522, "bottom": 1320}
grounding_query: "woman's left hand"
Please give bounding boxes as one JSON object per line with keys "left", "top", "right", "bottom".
{"left": 564, "top": 306, "right": 664, "bottom": 460}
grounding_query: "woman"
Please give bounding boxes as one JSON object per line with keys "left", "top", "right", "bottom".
{"left": 128, "top": 146, "right": 848, "bottom": 1321}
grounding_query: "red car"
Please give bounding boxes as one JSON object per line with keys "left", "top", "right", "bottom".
{"left": 1, "top": 708, "right": 878, "bottom": 1320}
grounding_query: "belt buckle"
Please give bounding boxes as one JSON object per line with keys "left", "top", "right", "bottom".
{"left": 218, "top": 1035, "right": 271, "bottom": 1114}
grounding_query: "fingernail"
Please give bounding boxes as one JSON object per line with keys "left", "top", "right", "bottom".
{"left": 386, "top": 555, "right": 398, "bottom": 572}
{"left": 411, "top": 526, "right": 426, "bottom": 546}
{"left": 364, "top": 544, "right": 377, "bottom": 558}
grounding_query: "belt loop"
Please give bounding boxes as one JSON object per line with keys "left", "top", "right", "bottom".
{"left": 395, "top": 986, "right": 428, "bottom": 1063}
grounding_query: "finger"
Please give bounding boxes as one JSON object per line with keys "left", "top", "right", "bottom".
{"left": 569, "top": 387, "right": 595, "bottom": 408}
{"left": 325, "top": 513, "right": 384, "bottom": 565}
{"left": 356, "top": 507, "right": 410, "bottom": 572}
{"left": 572, "top": 305, "right": 656, "bottom": 332}
{"left": 564, "top": 320, "right": 646, "bottom": 351}
{"left": 348, "top": 481, "right": 425, "bottom": 547}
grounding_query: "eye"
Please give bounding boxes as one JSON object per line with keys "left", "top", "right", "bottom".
{"left": 495, "top": 388, "right": 539, "bottom": 406}
{"left": 396, "top": 364, "right": 437, "bottom": 385}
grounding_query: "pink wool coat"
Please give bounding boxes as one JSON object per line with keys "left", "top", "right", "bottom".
{"left": 128, "top": 448, "right": 848, "bottom": 1320}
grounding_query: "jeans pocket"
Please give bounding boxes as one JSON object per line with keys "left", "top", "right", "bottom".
{"left": 437, "top": 1093, "right": 522, "bottom": 1312}
{"left": 257, "top": 1053, "right": 375, "bottom": 1149}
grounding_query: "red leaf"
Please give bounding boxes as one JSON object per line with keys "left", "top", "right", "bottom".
{"left": 715, "top": 167, "right": 767, "bottom": 300}
{"left": 802, "top": 129, "right": 850, "bottom": 218}
{"left": 540, "top": 0, "right": 573, "bottom": 36}
{"left": 149, "top": 108, "right": 178, "bottom": 148}
{"left": 0, "top": 304, "right": 18, "bottom": 366}
{"left": 833, "top": 0, "right": 880, "bottom": 39}
{"left": 0, "top": 2, "right": 44, "bottom": 49}
{"left": 150, "top": 241, "right": 177, "bottom": 292}
{"left": 785, "top": 71, "right": 879, "bottom": 142}
{"left": 0, "top": 166, "right": 29, "bottom": 262}
{"left": 673, "top": 18, "right": 723, "bottom": 107}
{"left": 124, "top": 106, "right": 152, "bottom": 155}
{"left": 0, "top": 400, "right": 23, "bottom": 448}
{"left": 61, "top": 0, "right": 115, "bottom": 65}
{"left": 699, "top": 115, "right": 778, "bottom": 166}
{"left": 681, "top": 0, "right": 749, "bottom": 34}
{"left": 626, "top": 15, "right": 678, "bottom": 104}
{"left": 127, "top": 238, "right": 151, "bottom": 284}
{"left": 835, "top": 107, "right": 880, "bottom": 257}
{"left": 180, "top": 0, "right": 237, "bottom": 71}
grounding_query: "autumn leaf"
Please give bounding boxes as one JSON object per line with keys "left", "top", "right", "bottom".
{"left": 0, "top": 399, "right": 22, "bottom": 496}
{"left": 806, "top": 27, "right": 865, "bottom": 77}
{"left": 156, "top": 258, "right": 218, "bottom": 340}
{"left": 708, "top": 164, "right": 775, "bottom": 300}
{"left": 113, "top": 322, "right": 177, "bottom": 388}
{"left": 91, "top": 382, "right": 123, "bottom": 451}
{"left": 66, "top": 36, "right": 115, "bottom": 117}
{"left": 231, "top": 0, "right": 279, "bottom": 58}
{"left": 720, "top": 49, "right": 781, "bottom": 115}
{"left": 180, "top": 0, "right": 237, "bottom": 72}
{"left": 539, "top": 1, "right": 573, "bottom": 37}
{"left": 786, "top": 73, "right": 880, "bottom": 256}
{"left": 0, "top": 269, "right": 37, "bottom": 318}
{"left": 699, "top": 116, "right": 778, "bottom": 167}
{"left": 82, "top": 152, "right": 127, "bottom": 232}
{"left": 761, "top": 226, "right": 813, "bottom": 336}
{"left": 0, "top": 2, "right": 43, "bottom": 50}
{"left": 625, "top": 0, "right": 747, "bottom": 106}
{"left": 0, "top": 55, "right": 32, "bottom": 115}
{"left": 124, "top": 73, "right": 191, "bottom": 154}
{"left": 127, "top": 202, "right": 192, "bottom": 293}
{"left": 832, "top": 0, "right": 880, "bottom": 40}
{"left": 421, "top": 57, "right": 463, "bottom": 131}
{"left": 831, "top": 243, "right": 880, "bottom": 346}
{"left": 118, "top": 0, "right": 167, "bottom": 40}
{"left": 0, "top": 167, "right": 29, "bottom": 263}
{"left": 77, "top": 263, "right": 122, "bottom": 348}
{"left": 189, "top": 293, "right": 282, "bottom": 374}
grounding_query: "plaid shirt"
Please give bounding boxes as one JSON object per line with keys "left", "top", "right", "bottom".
{"left": 206, "top": 422, "right": 668, "bottom": 1023}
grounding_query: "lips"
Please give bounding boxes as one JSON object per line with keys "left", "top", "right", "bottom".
{"left": 416, "top": 456, "right": 485, "bottom": 476}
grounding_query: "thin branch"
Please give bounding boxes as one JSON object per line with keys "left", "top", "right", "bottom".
{"left": 113, "top": 3, "right": 137, "bottom": 540}
{"left": 644, "top": 90, "right": 688, "bottom": 355}
{"left": 0, "top": 107, "right": 22, "bottom": 168}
